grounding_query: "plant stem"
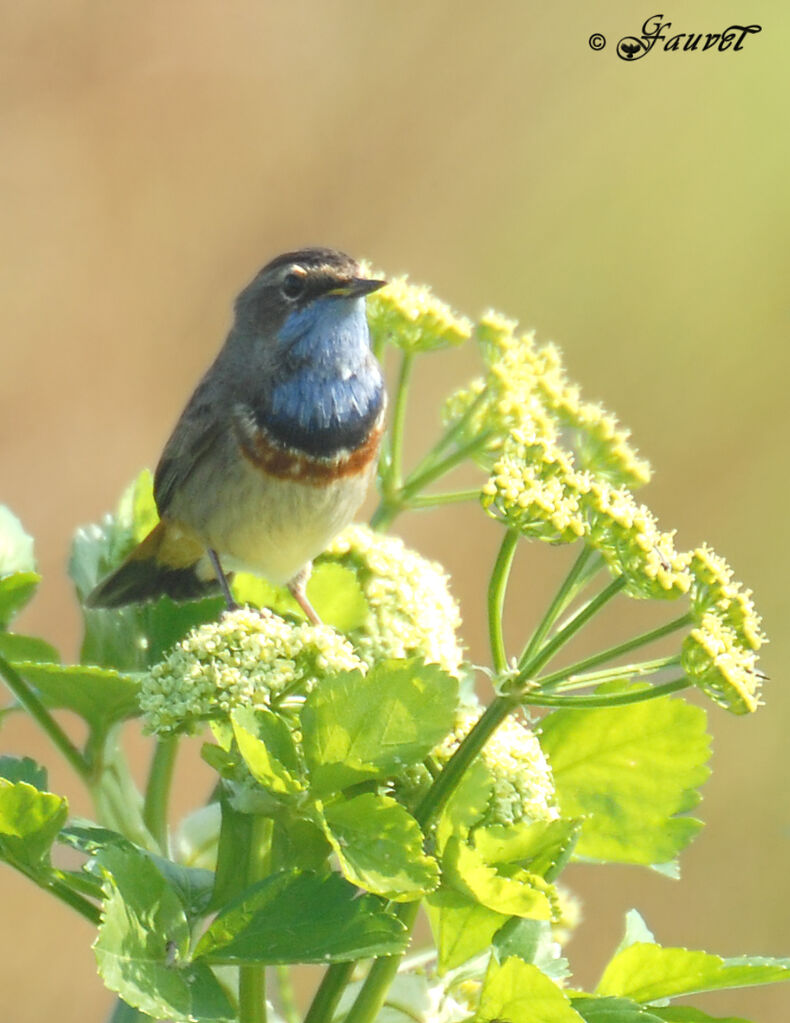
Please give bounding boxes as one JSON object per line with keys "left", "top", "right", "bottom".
{"left": 239, "top": 816, "right": 273, "bottom": 1023}
{"left": 142, "top": 737, "right": 178, "bottom": 854}
{"left": 549, "top": 655, "right": 681, "bottom": 692}
{"left": 372, "top": 433, "right": 492, "bottom": 529}
{"left": 386, "top": 351, "right": 415, "bottom": 494}
{"left": 410, "top": 386, "right": 490, "bottom": 480}
{"left": 46, "top": 874, "right": 102, "bottom": 925}
{"left": 275, "top": 965, "right": 300, "bottom": 1023}
{"left": 517, "top": 575, "right": 627, "bottom": 684}
{"left": 408, "top": 488, "right": 481, "bottom": 508}
{"left": 517, "top": 545, "right": 594, "bottom": 671}
{"left": 303, "top": 962, "right": 355, "bottom": 1023}
{"left": 0, "top": 654, "right": 90, "bottom": 780}
{"left": 488, "top": 529, "right": 519, "bottom": 674}
{"left": 534, "top": 612, "right": 694, "bottom": 690}
{"left": 91, "top": 739, "right": 157, "bottom": 851}
{"left": 341, "top": 902, "right": 420, "bottom": 1023}
{"left": 401, "top": 435, "right": 491, "bottom": 500}
{"left": 414, "top": 697, "right": 514, "bottom": 828}
{"left": 522, "top": 676, "right": 691, "bottom": 709}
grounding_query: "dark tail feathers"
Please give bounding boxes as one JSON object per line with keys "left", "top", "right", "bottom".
{"left": 85, "top": 522, "right": 220, "bottom": 608}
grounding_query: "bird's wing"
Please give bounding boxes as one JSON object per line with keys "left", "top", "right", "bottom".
{"left": 153, "top": 378, "right": 230, "bottom": 516}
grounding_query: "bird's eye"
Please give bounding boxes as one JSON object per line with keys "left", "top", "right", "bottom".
{"left": 281, "top": 270, "right": 306, "bottom": 299}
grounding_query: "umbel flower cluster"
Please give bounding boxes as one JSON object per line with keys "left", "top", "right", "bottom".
{"left": 419, "top": 302, "right": 764, "bottom": 714}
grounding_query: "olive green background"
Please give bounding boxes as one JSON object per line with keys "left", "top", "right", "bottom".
{"left": 1, "top": 2, "right": 787, "bottom": 1021}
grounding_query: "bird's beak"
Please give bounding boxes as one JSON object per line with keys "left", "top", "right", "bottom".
{"left": 332, "top": 276, "right": 387, "bottom": 298}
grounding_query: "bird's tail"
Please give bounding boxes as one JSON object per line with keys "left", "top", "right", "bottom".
{"left": 86, "top": 520, "right": 219, "bottom": 608}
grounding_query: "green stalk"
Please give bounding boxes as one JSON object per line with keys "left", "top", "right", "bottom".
{"left": 142, "top": 737, "right": 178, "bottom": 854}
{"left": 517, "top": 575, "right": 627, "bottom": 684}
{"left": 239, "top": 816, "right": 273, "bottom": 1023}
{"left": 521, "top": 676, "right": 691, "bottom": 708}
{"left": 517, "top": 546, "right": 594, "bottom": 671}
{"left": 10, "top": 859, "right": 101, "bottom": 926}
{"left": 275, "top": 965, "right": 300, "bottom": 1023}
{"left": 414, "top": 697, "right": 513, "bottom": 829}
{"left": 548, "top": 655, "right": 681, "bottom": 693}
{"left": 400, "top": 434, "right": 492, "bottom": 501}
{"left": 408, "top": 488, "right": 482, "bottom": 508}
{"left": 534, "top": 611, "right": 694, "bottom": 690}
{"left": 386, "top": 350, "right": 415, "bottom": 494}
{"left": 303, "top": 963, "right": 355, "bottom": 1023}
{"left": 46, "top": 874, "right": 101, "bottom": 925}
{"left": 0, "top": 654, "right": 89, "bottom": 780}
{"left": 90, "top": 740, "right": 157, "bottom": 851}
{"left": 488, "top": 529, "right": 519, "bottom": 674}
{"left": 407, "top": 386, "right": 490, "bottom": 481}
{"left": 341, "top": 902, "right": 420, "bottom": 1023}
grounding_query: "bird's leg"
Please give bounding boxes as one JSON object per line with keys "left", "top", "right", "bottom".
{"left": 288, "top": 564, "right": 322, "bottom": 625}
{"left": 208, "top": 549, "right": 239, "bottom": 611}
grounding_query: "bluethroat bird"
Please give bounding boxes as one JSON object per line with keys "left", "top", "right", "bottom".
{"left": 87, "top": 247, "right": 387, "bottom": 623}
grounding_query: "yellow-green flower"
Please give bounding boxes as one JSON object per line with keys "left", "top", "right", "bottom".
{"left": 689, "top": 545, "right": 765, "bottom": 651}
{"left": 481, "top": 428, "right": 587, "bottom": 544}
{"left": 580, "top": 482, "right": 691, "bottom": 600}
{"left": 435, "top": 707, "right": 558, "bottom": 828}
{"left": 322, "top": 524, "right": 464, "bottom": 674}
{"left": 366, "top": 274, "right": 472, "bottom": 353}
{"left": 682, "top": 610, "right": 762, "bottom": 714}
{"left": 140, "top": 608, "right": 362, "bottom": 735}
{"left": 443, "top": 315, "right": 649, "bottom": 489}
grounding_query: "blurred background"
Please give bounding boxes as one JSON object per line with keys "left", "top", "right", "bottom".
{"left": 1, "top": 1, "right": 787, "bottom": 1020}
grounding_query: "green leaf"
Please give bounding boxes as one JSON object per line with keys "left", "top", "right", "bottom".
{"left": 473, "top": 818, "right": 581, "bottom": 882}
{"left": 62, "top": 821, "right": 215, "bottom": 923}
{"left": 539, "top": 695, "right": 710, "bottom": 866}
{"left": 195, "top": 869, "right": 408, "bottom": 964}
{"left": 14, "top": 662, "right": 140, "bottom": 732}
{"left": 596, "top": 942, "right": 790, "bottom": 1002}
{"left": 302, "top": 658, "right": 458, "bottom": 795}
{"left": 0, "top": 507, "right": 38, "bottom": 627}
{"left": 306, "top": 561, "right": 369, "bottom": 631}
{"left": 442, "top": 836, "right": 554, "bottom": 920}
{"left": 0, "top": 506, "right": 36, "bottom": 575}
{"left": 0, "top": 755, "right": 47, "bottom": 789}
{"left": 234, "top": 560, "right": 369, "bottom": 632}
{"left": 95, "top": 847, "right": 234, "bottom": 1022}
{"left": 117, "top": 467, "right": 159, "bottom": 544}
{"left": 571, "top": 995, "right": 665, "bottom": 1022}
{"left": 0, "top": 573, "right": 40, "bottom": 629}
{"left": 321, "top": 791, "right": 439, "bottom": 900}
{"left": 654, "top": 1008, "right": 752, "bottom": 1023}
{"left": 436, "top": 757, "right": 494, "bottom": 849}
{"left": 426, "top": 887, "right": 507, "bottom": 972}
{"left": 0, "top": 779, "right": 68, "bottom": 874}
{"left": 271, "top": 814, "right": 332, "bottom": 874}
{"left": 494, "top": 918, "right": 570, "bottom": 982}
{"left": 231, "top": 706, "right": 305, "bottom": 796}
{"left": 478, "top": 957, "right": 585, "bottom": 1023}
{"left": 616, "top": 910, "right": 656, "bottom": 953}
{"left": 0, "top": 632, "right": 60, "bottom": 663}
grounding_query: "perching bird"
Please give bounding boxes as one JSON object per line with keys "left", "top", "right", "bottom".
{"left": 87, "top": 247, "right": 387, "bottom": 623}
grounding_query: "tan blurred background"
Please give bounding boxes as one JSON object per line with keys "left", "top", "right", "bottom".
{"left": 1, "top": 1, "right": 788, "bottom": 1020}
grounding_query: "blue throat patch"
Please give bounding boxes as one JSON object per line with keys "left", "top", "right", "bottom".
{"left": 262, "top": 295, "right": 384, "bottom": 458}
